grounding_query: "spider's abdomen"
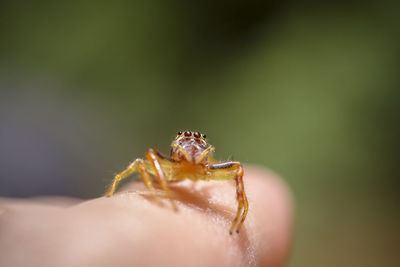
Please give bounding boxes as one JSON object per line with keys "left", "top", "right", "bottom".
{"left": 171, "top": 161, "right": 209, "bottom": 181}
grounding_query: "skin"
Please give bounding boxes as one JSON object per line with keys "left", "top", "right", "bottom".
{"left": 0, "top": 166, "right": 293, "bottom": 267}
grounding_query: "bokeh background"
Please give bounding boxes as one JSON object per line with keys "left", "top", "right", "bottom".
{"left": 0, "top": 1, "right": 399, "bottom": 266}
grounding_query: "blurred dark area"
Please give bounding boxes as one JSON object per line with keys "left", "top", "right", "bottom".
{"left": 0, "top": 1, "right": 399, "bottom": 266}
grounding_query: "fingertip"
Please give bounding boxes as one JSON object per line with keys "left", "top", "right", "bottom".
{"left": 243, "top": 165, "right": 294, "bottom": 267}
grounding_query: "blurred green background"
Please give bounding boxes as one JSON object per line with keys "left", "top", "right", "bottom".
{"left": 0, "top": 1, "right": 399, "bottom": 266}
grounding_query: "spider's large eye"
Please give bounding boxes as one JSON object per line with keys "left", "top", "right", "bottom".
{"left": 202, "top": 133, "right": 206, "bottom": 138}
{"left": 177, "top": 131, "right": 182, "bottom": 135}
{"left": 193, "top": 132, "right": 200, "bottom": 138}
{"left": 184, "top": 131, "right": 192, "bottom": 137}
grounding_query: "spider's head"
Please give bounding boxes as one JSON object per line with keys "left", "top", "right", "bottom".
{"left": 170, "top": 130, "right": 213, "bottom": 163}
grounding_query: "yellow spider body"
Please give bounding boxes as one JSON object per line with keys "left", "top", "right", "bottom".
{"left": 105, "top": 130, "right": 248, "bottom": 234}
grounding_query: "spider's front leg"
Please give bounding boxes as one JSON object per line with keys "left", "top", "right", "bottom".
{"left": 209, "top": 162, "right": 249, "bottom": 234}
{"left": 146, "top": 149, "right": 178, "bottom": 210}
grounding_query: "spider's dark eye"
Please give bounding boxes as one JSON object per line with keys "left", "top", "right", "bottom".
{"left": 177, "top": 131, "right": 182, "bottom": 135}
{"left": 193, "top": 132, "right": 200, "bottom": 138}
{"left": 184, "top": 131, "right": 192, "bottom": 137}
{"left": 202, "top": 133, "right": 206, "bottom": 138}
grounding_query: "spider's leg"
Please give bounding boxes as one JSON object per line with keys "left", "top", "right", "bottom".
{"left": 136, "top": 159, "right": 161, "bottom": 204}
{"left": 104, "top": 159, "right": 141, "bottom": 197}
{"left": 146, "top": 148, "right": 178, "bottom": 210}
{"left": 209, "top": 161, "right": 248, "bottom": 234}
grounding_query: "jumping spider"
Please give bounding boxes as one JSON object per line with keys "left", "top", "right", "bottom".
{"left": 105, "top": 130, "right": 248, "bottom": 234}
